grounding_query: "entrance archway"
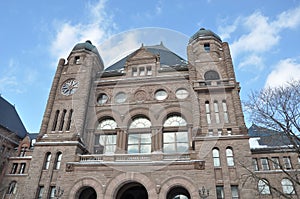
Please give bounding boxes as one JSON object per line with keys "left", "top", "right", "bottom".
{"left": 167, "top": 186, "right": 190, "bottom": 199}
{"left": 116, "top": 182, "right": 148, "bottom": 199}
{"left": 76, "top": 186, "right": 97, "bottom": 199}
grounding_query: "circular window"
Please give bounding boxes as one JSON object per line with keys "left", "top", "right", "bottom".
{"left": 97, "top": 93, "right": 108, "bottom": 105}
{"left": 155, "top": 89, "right": 168, "bottom": 101}
{"left": 175, "top": 88, "right": 189, "bottom": 99}
{"left": 115, "top": 92, "right": 127, "bottom": 103}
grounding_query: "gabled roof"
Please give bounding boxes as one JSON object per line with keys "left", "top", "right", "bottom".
{"left": 105, "top": 43, "right": 187, "bottom": 72}
{"left": 0, "top": 96, "right": 27, "bottom": 138}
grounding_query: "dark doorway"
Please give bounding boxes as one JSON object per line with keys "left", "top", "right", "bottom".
{"left": 167, "top": 186, "right": 190, "bottom": 199}
{"left": 77, "top": 186, "right": 97, "bottom": 199}
{"left": 116, "top": 182, "right": 148, "bottom": 199}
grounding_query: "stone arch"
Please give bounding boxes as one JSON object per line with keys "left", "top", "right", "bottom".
{"left": 156, "top": 104, "right": 193, "bottom": 126}
{"left": 69, "top": 177, "right": 104, "bottom": 199}
{"left": 159, "top": 176, "right": 199, "bottom": 199}
{"left": 122, "top": 106, "right": 152, "bottom": 128}
{"left": 104, "top": 172, "right": 156, "bottom": 199}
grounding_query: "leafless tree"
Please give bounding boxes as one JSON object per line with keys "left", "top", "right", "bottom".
{"left": 244, "top": 80, "right": 300, "bottom": 198}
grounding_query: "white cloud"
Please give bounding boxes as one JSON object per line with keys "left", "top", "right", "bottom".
{"left": 226, "top": 6, "right": 300, "bottom": 60}
{"left": 49, "top": 0, "right": 115, "bottom": 61}
{"left": 265, "top": 58, "right": 300, "bottom": 88}
{"left": 237, "top": 54, "right": 264, "bottom": 70}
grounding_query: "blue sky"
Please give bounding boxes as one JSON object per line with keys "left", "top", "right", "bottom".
{"left": 1, "top": 0, "right": 300, "bottom": 133}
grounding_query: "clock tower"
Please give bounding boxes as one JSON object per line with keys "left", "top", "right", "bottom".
{"left": 38, "top": 40, "right": 104, "bottom": 142}
{"left": 24, "top": 41, "right": 104, "bottom": 199}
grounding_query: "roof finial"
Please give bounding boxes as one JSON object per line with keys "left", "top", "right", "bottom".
{"left": 160, "top": 41, "right": 163, "bottom": 46}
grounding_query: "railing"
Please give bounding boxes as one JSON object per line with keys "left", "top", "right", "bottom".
{"left": 79, "top": 153, "right": 191, "bottom": 162}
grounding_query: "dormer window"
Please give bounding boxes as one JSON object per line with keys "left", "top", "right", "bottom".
{"left": 146, "top": 66, "right": 152, "bottom": 75}
{"left": 139, "top": 67, "right": 145, "bottom": 76}
{"left": 132, "top": 67, "right": 138, "bottom": 76}
{"left": 204, "top": 43, "right": 210, "bottom": 52}
{"left": 74, "top": 56, "right": 80, "bottom": 64}
{"left": 131, "top": 66, "right": 152, "bottom": 77}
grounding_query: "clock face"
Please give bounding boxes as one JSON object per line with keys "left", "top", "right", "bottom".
{"left": 61, "top": 79, "right": 79, "bottom": 96}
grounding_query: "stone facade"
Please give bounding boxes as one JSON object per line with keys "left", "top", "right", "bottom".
{"left": 2, "top": 28, "right": 298, "bottom": 199}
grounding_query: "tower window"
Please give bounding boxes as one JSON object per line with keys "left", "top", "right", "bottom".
{"left": 205, "top": 101, "right": 211, "bottom": 124}
{"left": 146, "top": 66, "right": 152, "bottom": 75}
{"left": 52, "top": 110, "right": 60, "bottom": 131}
{"left": 18, "top": 163, "right": 26, "bottom": 174}
{"left": 204, "top": 43, "right": 210, "bottom": 52}
{"left": 139, "top": 67, "right": 145, "bottom": 76}
{"left": 43, "top": 152, "right": 52, "bottom": 170}
{"left": 74, "top": 56, "right": 80, "bottom": 64}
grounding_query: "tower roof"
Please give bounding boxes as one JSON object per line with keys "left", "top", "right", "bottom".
{"left": 105, "top": 42, "right": 187, "bottom": 71}
{"left": 189, "top": 28, "right": 222, "bottom": 43}
{"left": 0, "top": 96, "right": 27, "bottom": 138}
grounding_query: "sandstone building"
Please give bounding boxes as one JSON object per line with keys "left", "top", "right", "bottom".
{"left": 1, "top": 28, "right": 298, "bottom": 199}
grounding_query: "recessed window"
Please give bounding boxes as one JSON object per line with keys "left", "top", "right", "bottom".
{"left": 205, "top": 101, "right": 211, "bottom": 124}
{"left": 283, "top": 156, "right": 292, "bottom": 169}
{"left": 163, "top": 115, "right": 187, "bottom": 127}
{"left": 114, "top": 92, "right": 127, "bottom": 104}
{"left": 10, "top": 163, "right": 18, "bottom": 174}
{"left": 261, "top": 158, "right": 269, "bottom": 170}
{"left": 214, "top": 101, "right": 220, "bottom": 123}
{"left": 97, "top": 119, "right": 117, "bottom": 130}
{"left": 258, "top": 179, "right": 270, "bottom": 195}
{"left": 281, "top": 178, "right": 295, "bottom": 194}
{"left": 7, "top": 181, "right": 17, "bottom": 194}
{"left": 49, "top": 186, "right": 56, "bottom": 199}
{"left": 129, "top": 117, "right": 151, "bottom": 128}
{"left": 37, "top": 186, "right": 44, "bottom": 199}
{"left": 18, "top": 163, "right": 26, "bottom": 174}
{"left": 212, "top": 148, "right": 220, "bottom": 167}
{"left": 155, "top": 89, "right": 168, "bottom": 101}
{"left": 55, "top": 152, "right": 62, "bottom": 170}
{"left": 146, "top": 66, "right": 152, "bottom": 75}
{"left": 139, "top": 67, "right": 145, "bottom": 76}
{"left": 226, "top": 147, "right": 234, "bottom": 166}
{"left": 231, "top": 185, "right": 239, "bottom": 199}
{"left": 204, "top": 43, "right": 210, "bottom": 52}
{"left": 216, "top": 186, "right": 224, "bottom": 199}
{"left": 132, "top": 67, "right": 138, "bottom": 76}
{"left": 204, "top": 70, "right": 220, "bottom": 80}
{"left": 74, "top": 56, "right": 80, "bottom": 64}
{"left": 97, "top": 93, "right": 108, "bottom": 105}
{"left": 252, "top": 158, "right": 259, "bottom": 171}
{"left": 95, "top": 134, "right": 117, "bottom": 154}
{"left": 44, "top": 152, "right": 51, "bottom": 170}
{"left": 175, "top": 88, "right": 189, "bottom": 100}
{"left": 271, "top": 157, "right": 280, "bottom": 169}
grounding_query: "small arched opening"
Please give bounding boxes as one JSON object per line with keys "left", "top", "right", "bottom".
{"left": 167, "top": 186, "right": 191, "bottom": 199}
{"left": 76, "top": 186, "right": 97, "bottom": 199}
{"left": 116, "top": 182, "right": 148, "bottom": 199}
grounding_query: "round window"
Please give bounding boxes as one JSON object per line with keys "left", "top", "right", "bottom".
{"left": 175, "top": 88, "right": 189, "bottom": 99}
{"left": 115, "top": 92, "right": 127, "bottom": 103}
{"left": 97, "top": 93, "right": 108, "bottom": 105}
{"left": 155, "top": 89, "right": 168, "bottom": 101}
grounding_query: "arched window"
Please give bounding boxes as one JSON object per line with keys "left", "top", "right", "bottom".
{"left": 226, "top": 147, "right": 234, "bottom": 166}
{"left": 54, "top": 152, "right": 62, "bottom": 170}
{"left": 128, "top": 117, "right": 151, "bottom": 154}
{"left": 129, "top": 117, "right": 151, "bottom": 128}
{"left": 205, "top": 101, "right": 211, "bottom": 124}
{"left": 59, "top": 109, "right": 67, "bottom": 131}
{"left": 66, "top": 109, "right": 73, "bottom": 131}
{"left": 95, "top": 118, "right": 117, "bottom": 154}
{"left": 214, "top": 101, "right": 220, "bottom": 123}
{"left": 212, "top": 148, "right": 220, "bottom": 167}
{"left": 222, "top": 100, "right": 229, "bottom": 123}
{"left": 204, "top": 70, "right": 220, "bottom": 80}
{"left": 7, "top": 181, "right": 17, "bottom": 194}
{"left": 52, "top": 110, "right": 59, "bottom": 131}
{"left": 163, "top": 115, "right": 188, "bottom": 153}
{"left": 258, "top": 179, "right": 270, "bottom": 195}
{"left": 281, "top": 179, "right": 295, "bottom": 194}
{"left": 43, "top": 152, "right": 51, "bottom": 170}
{"left": 97, "top": 118, "right": 117, "bottom": 130}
